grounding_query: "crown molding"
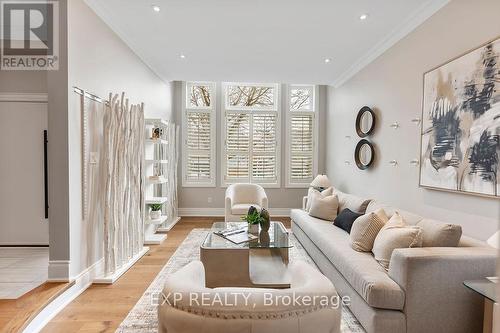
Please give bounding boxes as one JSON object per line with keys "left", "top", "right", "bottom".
{"left": 332, "top": 0, "right": 450, "bottom": 88}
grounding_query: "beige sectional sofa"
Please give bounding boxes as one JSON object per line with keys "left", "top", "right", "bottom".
{"left": 291, "top": 189, "right": 497, "bottom": 333}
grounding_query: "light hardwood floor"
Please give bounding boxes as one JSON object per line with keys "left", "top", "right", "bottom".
{"left": 42, "top": 217, "right": 291, "bottom": 333}
{"left": 0, "top": 282, "right": 71, "bottom": 333}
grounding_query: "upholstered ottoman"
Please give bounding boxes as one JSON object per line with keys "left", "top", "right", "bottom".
{"left": 158, "top": 260, "right": 341, "bottom": 333}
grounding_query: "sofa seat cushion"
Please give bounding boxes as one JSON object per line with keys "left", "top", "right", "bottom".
{"left": 231, "top": 204, "right": 261, "bottom": 215}
{"left": 291, "top": 209, "right": 405, "bottom": 310}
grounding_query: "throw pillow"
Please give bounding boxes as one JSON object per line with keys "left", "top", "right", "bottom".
{"left": 308, "top": 194, "right": 338, "bottom": 221}
{"left": 350, "top": 208, "right": 389, "bottom": 252}
{"left": 306, "top": 187, "right": 333, "bottom": 212}
{"left": 334, "top": 208, "right": 363, "bottom": 234}
{"left": 372, "top": 212, "right": 423, "bottom": 270}
{"left": 417, "top": 219, "right": 462, "bottom": 247}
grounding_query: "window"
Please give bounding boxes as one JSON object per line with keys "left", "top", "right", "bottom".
{"left": 222, "top": 83, "right": 280, "bottom": 187}
{"left": 286, "top": 85, "right": 318, "bottom": 187}
{"left": 182, "top": 82, "right": 216, "bottom": 187}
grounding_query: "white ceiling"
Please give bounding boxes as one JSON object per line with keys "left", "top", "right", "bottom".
{"left": 85, "top": 0, "right": 449, "bottom": 86}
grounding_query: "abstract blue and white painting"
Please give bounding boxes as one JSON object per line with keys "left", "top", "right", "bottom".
{"left": 420, "top": 37, "right": 500, "bottom": 198}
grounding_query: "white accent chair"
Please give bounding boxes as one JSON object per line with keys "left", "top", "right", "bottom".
{"left": 158, "top": 260, "right": 341, "bottom": 333}
{"left": 225, "top": 183, "right": 268, "bottom": 222}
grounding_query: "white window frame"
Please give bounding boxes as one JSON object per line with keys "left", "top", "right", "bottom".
{"left": 182, "top": 81, "right": 216, "bottom": 187}
{"left": 221, "top": 82, "right": 281, "bottom": 188}
{"left": 285, "top": 84, "right": 319, "bottom": 188}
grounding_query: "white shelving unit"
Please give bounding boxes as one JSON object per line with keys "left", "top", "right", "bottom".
{"left": 143, "top": 118, "right": 180, "bottom": 244}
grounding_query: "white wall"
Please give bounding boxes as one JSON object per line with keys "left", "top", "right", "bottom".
{"left": 47, "top": 0, "right": 173, "bottom": 279}
{"left": 174, "top": 82, "right": 328, "bottom": 211}
{"left": 0, "top": 71, "right": 47, "bottom": 93}
{"left": 326, "top": 0, "right": 500, "bottom": 240}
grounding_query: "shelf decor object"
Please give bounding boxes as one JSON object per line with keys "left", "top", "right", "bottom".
{"left": 143, "top": 119, "right": 180, "bottom": 244}
{"left": 420, "top": 37, "right": 500, "bottom": 198}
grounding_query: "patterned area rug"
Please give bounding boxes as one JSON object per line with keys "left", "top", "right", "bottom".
{"left": 116, "top": 229, "right": 365, "bottom": 333}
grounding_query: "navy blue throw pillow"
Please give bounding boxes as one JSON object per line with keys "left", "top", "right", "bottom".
{"left": 334, "top": 208, "right": 363, "bottom": 234}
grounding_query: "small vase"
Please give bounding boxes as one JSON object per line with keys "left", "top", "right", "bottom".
{"left": 260, "top": 208, "right": 270, "bottom": 231}
{"left": 248, "top": 223, "right": 259, "bottom": 234}
{"left": 150, "top": 210, "right": 161, "bottom": 220}
{"left": 259, "top": 230, "right": 270, "bottom": 246}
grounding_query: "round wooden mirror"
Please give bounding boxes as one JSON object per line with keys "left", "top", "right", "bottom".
{"left": 356, "top": 106, "right": 376, "bottom": 137}
{"left": 355, "top": 139, "right": 375, "bottom": 170}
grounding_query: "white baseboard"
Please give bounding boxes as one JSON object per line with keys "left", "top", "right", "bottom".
{"left": 93, "top": 247, "right": 148, "bottom": 284}
{"left": 48, "top": 260, "right": 71, "bottom": 282}
{"left": 144, "top": 233, "right": 168, "bottom": 245}
{"left": 178, "top": 208, "right": 293, "bottom": 217}
{"left": 23, "top": 258, "right": 104, "bottom": 333}
{"left": 157, "top": 216, "right": 181, "bottom": 233}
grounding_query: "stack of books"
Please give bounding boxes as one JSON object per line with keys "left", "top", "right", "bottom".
{"left": 214, "top": 227, "right": 258, "bottom": 244}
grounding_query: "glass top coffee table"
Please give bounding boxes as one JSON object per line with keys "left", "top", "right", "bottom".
{"left": 200, "top": 222, "right": 293, "bottom": 289}
{"left": 463, "top": 278, "right": 498, "bottom": 332}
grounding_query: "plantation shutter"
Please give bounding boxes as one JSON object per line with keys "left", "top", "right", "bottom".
{"left": 290, "top": 114, "right": 314, "bottom": 181}
{"left": 252, "top": 114, "right": 277, "bottom": 181}
{"left": 287, "top": 85, "right": 316, "bottom": 187}
{"left": 225, "top": 113, "right": 250, "bottom": 180}
{"left": 222, "top": 83, "right": 280, "bottom": 186}
{"left": 186, "top": 111, "right": 212, "bottom": 182}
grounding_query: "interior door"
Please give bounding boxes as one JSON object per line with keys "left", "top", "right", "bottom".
{"left": 0, "top": 101, "right": 49, "bottom": 245}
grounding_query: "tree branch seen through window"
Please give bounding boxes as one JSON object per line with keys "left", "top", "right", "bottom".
{"left": 228, "top": 86, "right": 274, "bottom": 107}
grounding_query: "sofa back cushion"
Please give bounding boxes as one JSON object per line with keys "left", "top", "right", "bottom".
{"left": 417, "top": 219, "right": 462, "bottom": 247}
{"left": 458, "top": 235, "right": 489, "bottom": 247}
{"left": 366, "top": 200, "right": 423, "bottom": 225}
{"left": 372, "top": 212, "right": 423, "bottom": 270}
{"left": 334, "top": 189, "right": 371, "bottom": 214}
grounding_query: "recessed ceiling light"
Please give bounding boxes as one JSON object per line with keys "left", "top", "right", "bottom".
{"left": 324, "top": 58, "right": 331, "bottom": 64}
{"left": 180, "top": 54, "right": 186, "bottom": 59}
{"left": 359, "top": 14, "right": 368, "bottom": 20}
{"left": 152, "top": 5, "right": 160, "bottom": 12}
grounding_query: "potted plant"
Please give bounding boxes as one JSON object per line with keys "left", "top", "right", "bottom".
{"left": 241, "top": 206, "right": 262, "bottom": 234}
{"left": 149, "top": 203, "right": 163, "bottom": 220}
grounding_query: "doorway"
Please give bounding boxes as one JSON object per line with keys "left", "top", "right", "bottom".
{"left": 0, "top": 99, "right": 49, "bottom": 299}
